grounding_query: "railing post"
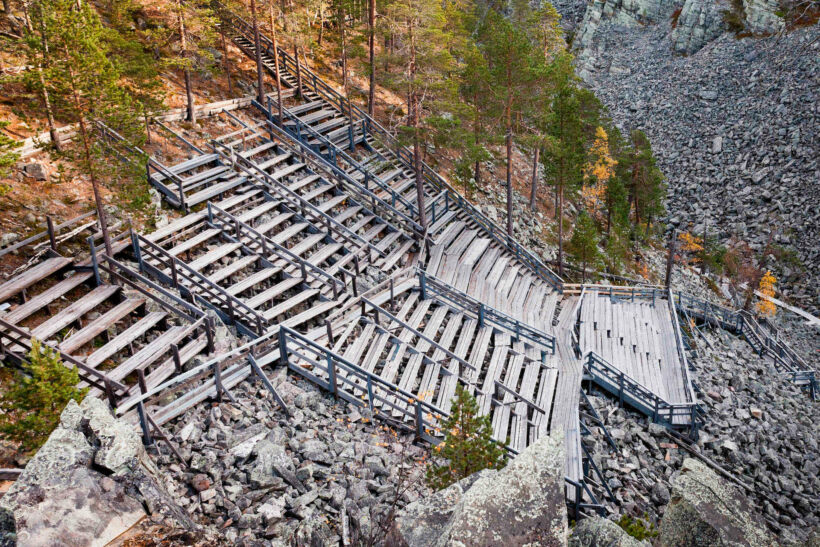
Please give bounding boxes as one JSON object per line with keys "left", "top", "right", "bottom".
{"left": 278, "top": 328, "right": 289, "bottom": 367}
{"left": 653, "top": 398, "right": 659, "bottom": 423}
{"left": 205, "top": 315, "right": 215, "bottom": 353}
{"left": 366, "top": 376, "right": 374, "bottom": 413}
{"left": 326, "top": 350, "right": 338, "bottom": 397}
{"left": 419, "top": 270, "right": 427, "bottom": 300}
{"left": 415, "top": 399, "right": 424, "bottom": 439}
{"left": 171, "top": 343, "right": 182, "bottom": 373}
{"left": 136, "top": 370, "right": 153, "bottom": 446}
{"left": 87, "top": 236, "right": 101, "bottom": 286}
{"left": 46, "top": 216, "right": 56, "bottom": 251}
{"left": 478, "top": 303, "right": 485, "bottom": 328}
{"left": 618, "top": 373, "right": 624, "bottom": 407}
{"left": 213, "top": 360, "right": 223, "bottom": 402}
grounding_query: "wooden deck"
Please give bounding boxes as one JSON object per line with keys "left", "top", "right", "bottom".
{"left": 579, "top": 289, "right": 693, "bottom": 406}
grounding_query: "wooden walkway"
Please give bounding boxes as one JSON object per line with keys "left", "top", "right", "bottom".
{"left": 579, "top": 290, "right": 693, "bottom": 406}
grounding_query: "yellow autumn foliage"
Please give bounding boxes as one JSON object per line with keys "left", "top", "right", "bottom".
{"left": 582, "top": 126, "right": 617, "bottom": 216}
{"left": 755, "top": 270, "right": 777, "bottom": 318}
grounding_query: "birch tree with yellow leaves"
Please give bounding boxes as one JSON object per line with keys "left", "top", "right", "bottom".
{"left": 582, "top": 126, "right": 616, "bottom": 218}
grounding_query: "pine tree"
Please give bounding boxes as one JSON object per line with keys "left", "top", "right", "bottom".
{"left": 541, "top": 52, "right": 586, "bottom": 277}
{"left": 0, "top": 120, "right": 21, "bottom": 177}
{"left": 567, "top": 211, "right": 601, "bottom": 282}
{"left": 379, "top": 0, "right": 457, "bottom": 231}
{"left": 27, "top": 0, "right": 154, "bottom": 253}
{"left": 480, "top": 9, "right": 545, "bottom": 236}
{"left": 0, "top": 339, "right": 87, "bottom": 452}
{"left": 426, "top": 385, "right": 506, "bottom": 490}
{"left": 626, "top": 130, "right": 666, "bottom": 240}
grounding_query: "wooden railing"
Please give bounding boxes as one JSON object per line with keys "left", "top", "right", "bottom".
{"left": 0, "top": 211, "right": 97, "bottom": 259}
{"left": 279, "top": 325, "right": 449, "bottom": 444}
{"left": 583, "top": 351, "right": 704, "bottom": 435}
{"left": 417, "top": 269, "right": 556, "bottom": 354}
{"left": 209, "top": 138, "right": 385, "bottom": 261}
{"left": 0, "top": 317, "right": 129, "bottom": 406}
{"left": 131, "top": 231, "right": 267, "bottom": 337}
{"left": 257, "top": 109, "right": 426, "bottom": 239}
{"left": 207, "top": 202, "right": 347, "bottom": 299}
{"left": 217, "top": 4, "right": 563, "bottom": 291}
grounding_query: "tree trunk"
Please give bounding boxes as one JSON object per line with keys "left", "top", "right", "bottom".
{"left": 529, "top": 147, "right": 539, "bottom": 210}
{"left": 367, "top": 0, "right": 375, "bottom": 115}
{"left": 294, "top": 45, "right": 302, "bottom": 97}
{"left": 665, "top": 229, "right": 676, "bottom": 290}
{"left": 250, "top": 0, "right": 265, "bottom": 104}
{"left": 318, "top": 0, "right": 324, "bottom": 46}
{"left": 558, "top": 184, "right": 564, "bottom": 277}
{"left": 409, "top": 21, "right": 425, "bottom": 234}
{"left": 505, "top": 121, "right": 513, "bottom": 236}
{"left": 269, "top": 5, "right": 283, "bottom": 123}
{"left": 220, "top": 26, "right": 233, "bottom": 96}
{"left": 339, "top": 4, "right": 347, "bottom": 96}
{"left": 176, "top": 3, "right": 195, "bottom": 124}
{"left": 64, "top": 57, "right": 112, "bottom": 256}
{"left": 29, "top": 9, "right": 61, "bottom": 152}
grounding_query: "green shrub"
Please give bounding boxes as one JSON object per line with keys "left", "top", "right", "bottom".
{"left": 0, "top": 339, "right": 87, "bottom": 452}
{"left": 722, "top": 0, "right": 747, "bottom": 32}
{"left": 425, "top": 385, "right": 506, "bottom": 490}
{"left": 617, "top": 514, "right": 659, "bottom": 541}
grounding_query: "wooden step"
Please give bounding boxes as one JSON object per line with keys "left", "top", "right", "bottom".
{"left": 102, "top": 326, "right": 190, "bottom": 382}
{"left": 187, "top": 243, "right": 243, "bottom": 272}
{"left": 30, "top": 285, "right": 120, "bottom": 341}
{"left": 245, "top": 276, "right": 303, "bottom": 309}
{"left": 84, "top": 311, "right": 168, "bottom": 368}
{"left": 167, "top": 228, "right": 221, "bottom": 257}
{"left": 1, "top": 272, "right": 92, "bottom": 325}
{"left": 185, "top": 176, "right": 248, "bottom": 207}
{"left": 208, "top": 255, "right": 259, "bottom": 284}
{"left": 0, "top": 256, "right": 73, "bottom": 304}
{"left": 226, "top": 266, "right": 281, "bottom": 296}
{"left": 58, "top": 297, "right": 146, "bottom": 354}
{"left": 261, "top": 288, "right": 319, "bottom": 321}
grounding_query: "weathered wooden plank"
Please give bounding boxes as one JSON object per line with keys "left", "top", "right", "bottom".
{"left": 0, "top": 257, "right": 72, "bottom": 304}
{"left": 84, "top": 311, "right": 168, "bottom": 368}
{"left": 58, "top": 298, "right": 146, "bottom": 355}
{"left": 30, "top": 285, "right": 120, "bottom": 341}
{"left": 2, "top": 272, "right": 93, "bottom": 325}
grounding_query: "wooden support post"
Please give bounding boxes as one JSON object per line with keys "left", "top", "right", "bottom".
{"left": 104, "top": 378, "right": 117, "bottom": 410}
{"left": 389, "top": 279, "right": 394, "bottom": 312}
{"left": 205, "top": 316, "right": 215, "bottom": 353}
{"left": 171, "top": 343, "right": 182, "bottom": 374}
{"left": 46, "top": 216, "right": 56, "bottom": 251}
{"left": 414, "top": 399, "right": 424, "bottom": 440}
{"left": 213, "top": 360, "right": 223, "bottom": 402}
{"left": 366, "top": 376, "right": 374, "bottom": 413}
{"left": 278, "top": 328, "right": 289, "bottom": 367}
{"left": 352, "top": 276, "right": 358, "bottom": 297}
{"left": 325, "top": 320, "right": 334, "bottom": 345}
{"left": 354, "top": 256, "right": 360, "bottom": 276}
{"left": 87, "top": 236, "right": 101, "bottom": 286}
{"left": 249, "top": 354, "right": 290, "bottom": 416}
{"left": 136, "top": 370, "right": 153, "bottom": 446}
{"left": 419, "top": 270, "right": 427, "bottom": 300}
{"left": 665, "top": 229, "right": 676, "bottom": 290}
{"left": 326, "top": 350, "right": 338, "bottom": 398}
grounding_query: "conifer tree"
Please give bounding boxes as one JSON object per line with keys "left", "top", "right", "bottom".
{"left": 0, "top": 339, "right": 87, "bottom": 452}
{"left": 0, "top": 120, "right": 21, "bottom": 177}
{"left": 567, "top": 211, "right": 601, "bottom": 282}
{"left": 27, "top": 0, "right": 154, "bottom": 253}
{"left": 426, "top": 385, "right": 506, "bottom": 490}
{"left": 541, "top": 53, "right": 586, "bottom": 276}
{"left": 480, "top": 9, "right": 544, "bottom": 236}
{"left": 626, "top": 130, "right": 666, "bottom": 239}
{"left": 380, "top": 0, "right": 456, "bottom": 231}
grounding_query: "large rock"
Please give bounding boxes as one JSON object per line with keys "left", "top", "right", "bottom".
{"left": 659, "top": 458, "right": 778, "bottom": 546}
{"left": 568, "top": 516, "right": 645, "bottom": 546}
{"left": 671, "top": 0, "right": 728, "bottom": 54}
{"left": 742, "top": 0, "right": 784, "bottom": 34}
{"left": 388, "top": 430, "right": 567, "bottom": 547}
{"left": 0, "top": 397, "right": 198, "bottom": 546}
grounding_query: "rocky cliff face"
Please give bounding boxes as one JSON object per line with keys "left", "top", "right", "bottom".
{"left": 0, "top": 398, "right": 201, "bottom": 546}
{"left": 566, "top": 0, "right": 820, "bottom": 312}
